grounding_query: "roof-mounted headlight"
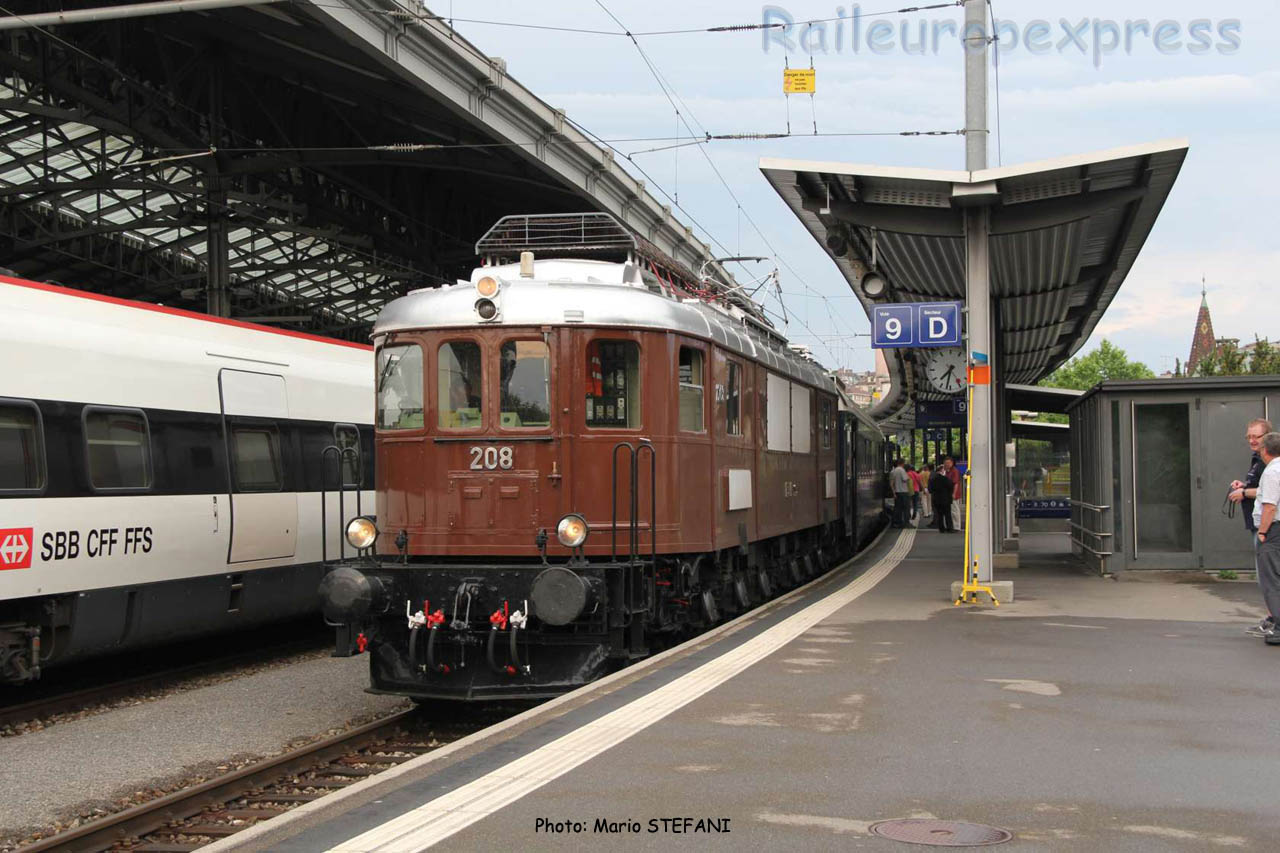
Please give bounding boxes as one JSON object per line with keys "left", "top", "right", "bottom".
{"left": 556, "top": 513, "right": 589, "bottom": 548}
{"left": 346, "top": 516, "right": 378, "bottom": 550}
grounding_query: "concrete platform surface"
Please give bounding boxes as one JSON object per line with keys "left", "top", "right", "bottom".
{"left": 214, "top": 530, "right": 1280, "bottom": 851}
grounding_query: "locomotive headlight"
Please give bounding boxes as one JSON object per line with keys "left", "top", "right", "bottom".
{"left": 555, "top": 513, "right": 589, "bottom": 548}
{"left": 476, "top": 275, "right": 500, "bottom": 298}
{"left": 346, "top": 516, "right": 378, "bottom": 550}
{"left": 475, "top": 297, "right": 498, "bottom": 321}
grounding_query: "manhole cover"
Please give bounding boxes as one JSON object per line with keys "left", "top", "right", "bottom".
{"left": 869, "top": 819, "right": 1012, "bottom": 847}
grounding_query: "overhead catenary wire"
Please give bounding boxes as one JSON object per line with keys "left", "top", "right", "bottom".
{"left": 295, "top": 1, "right": 964, "bottom": 38}
{"left": 594, "top": 1, "right": 870, "bottom": 353}
{"left": 592, "top": 0, "right": 871, "bottom": 369}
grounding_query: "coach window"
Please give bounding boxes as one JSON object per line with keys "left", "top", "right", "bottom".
{"left": 376, "top": 344, "right": 424, "bottom": 430}
{"left": 677, "top": 346, "right": 705, "bottom": 432}
{"left": 334, "top": 424, "right": 361, "bottom": 487}
{"left": 726, "top": 361, "right": 742, "bottom": 436}
{"left": 499, "top": 340, "right": 551, "bottom": 428}
{"left": 438, "top": 341, "right": 484, "bottom": 429}
{"left": 586, "top": 340, "right": 640, "bottom": 428}
{"left": 84, "top": 407, "right": 152, "bottom": 490}
{"left": 232, "top": 424, "right": 284, "bottom": 491}
{"left": 821, "top": 399, "right": 833, "bottom": 449}
{"left": 0, "top": 400, "right": 45, "bottom": 492}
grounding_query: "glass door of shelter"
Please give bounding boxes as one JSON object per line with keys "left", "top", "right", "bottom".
{"left": 1128, "top": 400, "right": 1199, "bottom": 569}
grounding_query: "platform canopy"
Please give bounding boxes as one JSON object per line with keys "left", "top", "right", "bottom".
{"left": 0, "top": 0, "right": 740, "bottom": 340}
{"left": 761, "top": 140, "right": 1188, "bottom": 428}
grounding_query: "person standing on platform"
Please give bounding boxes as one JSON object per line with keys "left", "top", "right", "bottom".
{"left": 907, "top": 464, "right": 922, "bottom": 520}
{"left": 944, "top": 456, "right": 963, "bottom": 530}
{"left": 1230, "top": 418, "right": 1272, "bottom": 636}
{"left": 919, "top": 464, "right": 934, "bottom": 520}
{"left": 1252, "top": 432, "right": 1280, "bottom": 645}
{"left": 891, "top": 458, "right": 912, "bottom": 528}
{"left": 929, "top": 463, "right": 954, "bottom": 533}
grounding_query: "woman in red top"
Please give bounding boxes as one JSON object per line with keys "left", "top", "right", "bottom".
{"left": 907, "top": 464, "right": 924, "bottom": 520}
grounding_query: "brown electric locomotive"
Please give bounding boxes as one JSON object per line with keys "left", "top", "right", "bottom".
{"left": 319, "top": 214, "right": 889, "bottom": 701}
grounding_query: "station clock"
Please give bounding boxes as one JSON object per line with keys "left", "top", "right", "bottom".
{"left": 922, "top": 347, "right": 967, "bottom": 394}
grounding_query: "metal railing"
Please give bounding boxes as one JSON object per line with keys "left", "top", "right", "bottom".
{"left": 1070, "top": 500, "right": 1113, "bottom": 571}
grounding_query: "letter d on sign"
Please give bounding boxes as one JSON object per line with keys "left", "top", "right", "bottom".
{"left": 929, "top": 316, "right": 946, "bottom": 338}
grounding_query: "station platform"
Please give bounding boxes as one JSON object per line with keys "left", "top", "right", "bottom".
{"left": 214, "top": 529, "right": 1280, "bottom": 852}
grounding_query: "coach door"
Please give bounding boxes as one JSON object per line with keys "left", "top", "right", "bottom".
{"left": 219, "top": 369, "right": 298, "bottom": 563}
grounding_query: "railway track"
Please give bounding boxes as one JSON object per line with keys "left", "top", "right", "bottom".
{"left": 19, "top": 709, "right": 418, "bottom": 852}
{"left": 15, "top": 704, "right": 515, "bottom": 853}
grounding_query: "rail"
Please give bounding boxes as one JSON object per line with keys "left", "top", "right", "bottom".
{"left": 17, "top": 708, "right": 420, "bottom": 852}
{"left": 1069, "top": 500, "right": 1114, "bottom": 570}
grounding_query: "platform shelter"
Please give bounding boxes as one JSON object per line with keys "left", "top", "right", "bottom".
{"left": 1068, "top": 376, "right": 1280, "bottom": 574}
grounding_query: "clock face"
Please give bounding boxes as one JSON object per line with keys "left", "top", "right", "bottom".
{"left": 924, "top": 347, "right": 967, "bottom": 394}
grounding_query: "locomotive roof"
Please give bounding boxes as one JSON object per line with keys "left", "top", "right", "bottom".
{"left": 374, "top": 258, "right": 836, "bottom": 391}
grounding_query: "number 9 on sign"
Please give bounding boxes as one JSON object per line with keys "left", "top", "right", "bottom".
{"left": 872, "top": 305, "right": 914, "bottom": 349}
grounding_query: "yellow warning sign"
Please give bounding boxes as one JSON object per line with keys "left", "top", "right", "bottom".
{"left": 782, "top": 68, "right": 816, "bottom": 94}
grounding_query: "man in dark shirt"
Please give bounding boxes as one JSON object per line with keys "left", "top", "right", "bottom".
{"left": 1231, "top": 418, "right": 1273, "bottom": 636}
{"left": 929, "top": 462, "right": 955, "bottom": 533}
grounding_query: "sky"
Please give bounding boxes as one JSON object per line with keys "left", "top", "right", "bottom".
{"left": 431, "top": 1, "right": 1276, "bottom": 375}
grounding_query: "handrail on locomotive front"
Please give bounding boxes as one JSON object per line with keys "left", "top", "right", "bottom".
{"left": 319, "top": 444, "right": 363, "bottom": 565}
{"left": 610, "top": 440, "right": 657, "bottom": 565}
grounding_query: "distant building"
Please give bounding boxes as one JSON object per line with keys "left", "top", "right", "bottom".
{"left": 1180, "top": 286, "right": 1268, "bottom": 375}
{"left": 834, "top": 360, "right": 889, "bottom": 409}
{"left": 1186, "top": 285, "right": 1216, "bottom": 374}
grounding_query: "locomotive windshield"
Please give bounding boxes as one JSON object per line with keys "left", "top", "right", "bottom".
{"left": 376, "top": 344, "right": 424, "bottom": 430}
{"left": 499, "top": 339, "right": 551, "bottom": 428}
{"left": 438, "top": 341, "right": 483, "bottom": 429}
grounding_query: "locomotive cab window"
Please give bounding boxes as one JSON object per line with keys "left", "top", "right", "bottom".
{"left": 499, "top": 340, "right": 551, "bottom": 428}
{"left": 84, "top": 407, "right": 152, "bottom": 490}
{"left": 585, "top": 340, "right": 640, "bottom": 428}
{"left": 726, "top": 361, "right": 742, "bottom": 436}
{"left": 232, "top": 424, "right": 284, "bottom": 491}
{"left": 821, "top": 398, "right": 834, "bottom": 449}
{"left": 438, "top": 341, "right": 484, "bottom": 429}
{"left": 677, "top": 346, "right": 705, "bottom": 432}
{"left": 376, "top": 344, "right": 424, "bottom": 430}
{"left": 0, "top": 399, "right": 45, "bottom": 492}
{"left": 334, "top": 424, "right": 361, "bottom": 486}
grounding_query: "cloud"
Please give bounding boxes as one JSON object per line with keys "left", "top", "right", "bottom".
{"left": 1004, "top": 70, "right": 1280, "bottom": 110}
{"left": 1086, "top": 246, "right": 1278, "bottom": 370}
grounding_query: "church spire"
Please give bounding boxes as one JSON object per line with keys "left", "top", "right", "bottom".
{"left": 1188, "top": 277, "right": 1216, "bottom": 374}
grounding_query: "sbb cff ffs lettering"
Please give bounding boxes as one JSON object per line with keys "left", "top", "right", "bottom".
{"left": 40, "top": 526, "right": 153, "bottom": 561}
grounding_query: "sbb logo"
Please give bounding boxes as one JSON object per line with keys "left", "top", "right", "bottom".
{"left": 0, "top": 528, "right": 34, "bottom": 570}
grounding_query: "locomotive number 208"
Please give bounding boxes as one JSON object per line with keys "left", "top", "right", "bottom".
{"left": 469, "top": 446, "right": 514, "bottom": 470}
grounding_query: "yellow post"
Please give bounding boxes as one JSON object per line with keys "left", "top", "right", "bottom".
{"left": 954, "top": 357, "right": 1000, "bottom": 607}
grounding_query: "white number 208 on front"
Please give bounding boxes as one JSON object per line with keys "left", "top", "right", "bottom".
{"left": 469, "top": 446, "right": 514, "bottom": 470}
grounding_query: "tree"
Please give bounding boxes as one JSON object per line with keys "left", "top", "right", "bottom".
{"left": 1040, "top": 339, "right": 1155, "bottom": 391}
{"left": 1195, "top": 336, "right": 1279, "bottom": 376}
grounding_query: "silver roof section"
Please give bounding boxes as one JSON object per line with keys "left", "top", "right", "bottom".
{"left": 374, "top": 259, "right": 834, "bottom": 390}
{"left": 475, "top": 212, "right": 770, "bottom": 323}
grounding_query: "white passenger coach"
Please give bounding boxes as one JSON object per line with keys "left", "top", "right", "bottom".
{"left": 0, "top": 276, "right": 372, "bottom": 682}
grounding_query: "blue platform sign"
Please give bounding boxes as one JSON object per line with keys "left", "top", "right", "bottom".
{"left": 872, "top": 301, "right": 963, "bottom": 349}
{"left": 871, "top": 305, "right": 914, "bottom": 349}
{"left": 917, "top": 302, "right": 962, "bottom": 345}
{"left": 916, "top": 400, "right": 966, "bottom": 428}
